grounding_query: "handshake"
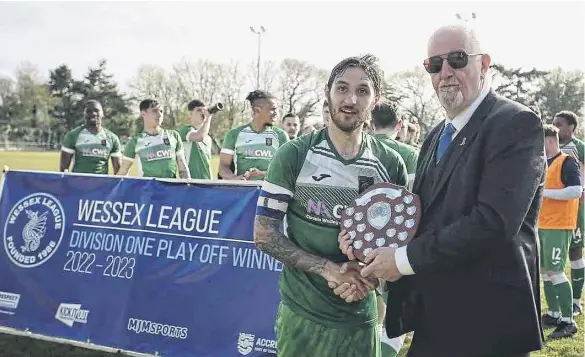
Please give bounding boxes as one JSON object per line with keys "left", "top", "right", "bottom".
{"left": 325, "top": 182, "right": 421, "bottom": 303}
{"left": 326, "top": 229, "right": 404, "bottom": 303}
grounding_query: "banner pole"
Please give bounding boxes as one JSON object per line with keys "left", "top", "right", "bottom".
{"left": 0, "top": 165, "right": 9, "bottom": 201}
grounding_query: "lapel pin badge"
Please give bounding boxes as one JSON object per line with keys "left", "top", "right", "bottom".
{"left": 460, "top": 137, "right": 466, "bottom": 146}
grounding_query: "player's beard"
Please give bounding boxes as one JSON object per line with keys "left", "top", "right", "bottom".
{"left": 330, "top": 106, "right": 368, "bottom": 133}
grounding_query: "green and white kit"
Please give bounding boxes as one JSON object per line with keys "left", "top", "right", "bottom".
{"left": 123, "top": 129, "right": 184, "bottom": 178}
{"left": 61, "top": 125, "right": 121, "bottom": 174}
{"left": 221, "top": 124, "right": 289, "bottom": 180}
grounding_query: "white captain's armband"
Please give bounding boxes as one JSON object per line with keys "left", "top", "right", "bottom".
{"left": 256, "top": 181, "right": 293, "bottom": 220}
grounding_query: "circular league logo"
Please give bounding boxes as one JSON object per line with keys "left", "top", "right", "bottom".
{"left": 3, "top": 193, "right": 65, "bottom": 268}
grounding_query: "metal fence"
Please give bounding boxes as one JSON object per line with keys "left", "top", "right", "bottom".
{"left": 0, "top": 141, "right": 60, "bottom": 151}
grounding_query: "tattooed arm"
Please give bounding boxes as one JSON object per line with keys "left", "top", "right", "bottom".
{"left": 254, "top": 215, "right": 375, "bottom": 301}
{"left": 254, "top": 215, "right": 328, "bottom": 274}
{"left": 255, "top": 143, "right": 374, "bottom": 301}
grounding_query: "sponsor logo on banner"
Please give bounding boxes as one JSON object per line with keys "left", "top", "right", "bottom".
{"left": 0, "top": 291, "right": 20, "bottom": 315}
{"left": 237, "top": 332, "right": 277, "bottom": 355}
{"left": 55, "top": 303, "right": 89, "bottom": 327}
{"left": 3, "top": 193, "right": 65, "bottom": 268}
{"left": 237, "top": 333, "right": 255, "bottom": 355}
{"left": 0, "top": 171, "right": 281, "bottom": 357}
{"left": 127, "top": 318, "right": 188, "bottom": 340}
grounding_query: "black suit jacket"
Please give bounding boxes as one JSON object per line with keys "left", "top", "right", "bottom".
{"left": 384, "top": 91, "right": 546, "bottom": 357}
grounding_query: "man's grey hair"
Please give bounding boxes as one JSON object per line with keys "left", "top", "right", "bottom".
{"left": 428, "top": 23, "right": 486, "bottom": 54}
{"left": 428, "top": 22, "right": 492, "bottom": 89}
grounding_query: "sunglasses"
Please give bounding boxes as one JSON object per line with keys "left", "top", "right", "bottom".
{"left": 423, "top": 51, "right": 483, "bottom": 74}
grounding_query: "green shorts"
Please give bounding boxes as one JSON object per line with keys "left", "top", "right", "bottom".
{"left": 540, "top": 229, "right": 573, "bottom": 272}
{"left": 570, "top": 202, "right": 584, "bottom": 249}
{"left": 275, "top": 302, "right": 380, "bottom": 357}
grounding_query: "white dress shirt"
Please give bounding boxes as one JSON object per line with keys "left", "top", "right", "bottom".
{"left": 394, "top": 84, "right": 492, "bottom": 276}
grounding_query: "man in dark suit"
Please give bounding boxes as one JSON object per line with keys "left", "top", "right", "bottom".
{"left": 339, "top": 24, "right": 546, "bottom": 357}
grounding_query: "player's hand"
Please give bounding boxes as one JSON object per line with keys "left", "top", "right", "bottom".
{"left": 328, "top": 261, "right": 380, "bottom": 303}
{"left": 335, "top": 261, "right": 379, "bottom": 302}
{"left": 247, "top": 168, "right": 265, "bottom": 180}
{"left": 203, "top": 108, "right": 214, "bottom": 120}
{"left": 340, "top": 261, "right": 378, "bottom": 287}
{"left": 322, "top": 261, "right": 376, "bottom": 303}
{"left": 233, "top": 171, "right": 250, "bottom": 180}
{"left": 338, "top": 229, "right": 356, "bottom": 260}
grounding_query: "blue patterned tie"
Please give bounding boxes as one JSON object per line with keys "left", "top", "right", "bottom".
{"left": 436, "top": 123, "right": 456, "bottom": 163}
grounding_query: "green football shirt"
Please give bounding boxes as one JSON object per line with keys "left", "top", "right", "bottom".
{"left": 177, "top": 125, "right": 212, "bottom": 180}
{"left": 123, "top": 129, "right": 184, "bottom": 178}
{"left": 61, "top": 125, "right": 121, "bottom": 174}
{"left": 257, "top": 129, "right": 408, "bottom": 328}
{"left": 373, "top": 133, "right": 419, "bottom": 175}
{"left": 221, "top": 124, "right": 289, "bottom": 180}
{"left": 561, "top": 137, "right": 585, "bottom": 165}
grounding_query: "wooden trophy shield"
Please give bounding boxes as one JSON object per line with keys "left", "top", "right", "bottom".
{"left": 340, "top": 182, "right": 422, "bottom": 263}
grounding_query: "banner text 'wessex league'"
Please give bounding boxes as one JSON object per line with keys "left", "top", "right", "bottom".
{"left": 63, "top": 199, "right": 282, "bottom": 279}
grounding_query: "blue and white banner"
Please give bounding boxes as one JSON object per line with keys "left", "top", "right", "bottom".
{"left": 0, "top": 170, "right": 281, "bottom": 357}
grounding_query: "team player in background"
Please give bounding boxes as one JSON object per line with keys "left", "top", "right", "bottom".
{"left": 371, "top": 102, "right": 419, "bottom": 187}
{"left": 369, "top": 101, "right": 419, "bottom": 357}
{"left": 60, "top": 100, "right": 122, "bottom": 174}
{"left": 253, "top": 54, "right": 408, "bottom": 357}
{"left": 405, "top": 122, "right": 421, "bottom": 148}
{"left": 553, "top": 110, "right": 585, "bottom": 316}
{"left": 178, "top": 100, "right": 214, "bottom": 179}
{"left": 395, "top": 115, "right": 409, "bottom": 143}
{"left": 219, "top": 90, "right": 289, "bottom": 181}
{"left": 538, "top": 124, "right": 581, "bottom": 339}
{"left": 118, "top": 99, "right": 190, "bottom": 179}
{"left": 281, "top": 113, "right": 301, "bottom": 140}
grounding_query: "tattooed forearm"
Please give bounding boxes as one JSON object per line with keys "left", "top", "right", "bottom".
{"left": 254, "top": 215, "right": 328, "bottom": 275}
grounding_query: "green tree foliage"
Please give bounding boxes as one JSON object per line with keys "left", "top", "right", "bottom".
{"left": 534, "top": 68, "right": 584, "bottom": 121}
{"left": 1, "top": 59, "right": 584, "bottom": 147}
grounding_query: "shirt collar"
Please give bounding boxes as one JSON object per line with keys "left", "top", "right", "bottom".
{"left": 447, "top": 84, "right": 491, "bottom": 133}
{"left": 84, "top": 125, "right": 103, "bottom": 134}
